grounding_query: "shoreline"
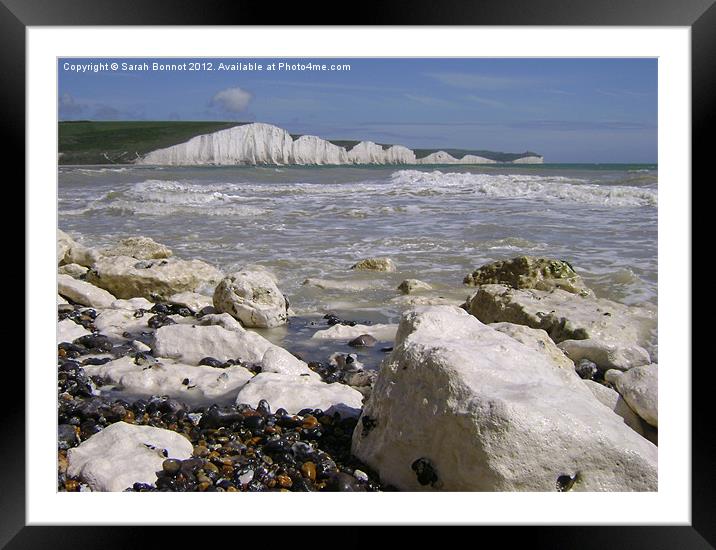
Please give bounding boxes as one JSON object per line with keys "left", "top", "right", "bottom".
{"left": 57, "top": 232, "right": 658, "bottom": 492}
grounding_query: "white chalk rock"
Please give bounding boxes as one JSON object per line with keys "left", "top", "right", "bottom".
{"left": 559, "top": 338, "right": 651, "bottom": 371}
{"left": 213, "top": 270, "right": 288, "bottom": 328}
{"left": 101, "top": 236, "right": 172, "bottom": 260}
{"left": 83, "top": 356, "right": 254, "bottom": 405}
{"left": 582, "top": 379, "right": 654, "bottom": 441}
{"left": 350, "top": 257, "right": 397, "bottom": 272}
{"left": 151, "top": 324, "right": 316, "bottom": 377}
{"left": 467, "top": 284, "right": 655, "bottom": 360}
{"left": 57, "top": 318, "right": 91, "bottom": 345}
{"left": 607, "top": 364, "right": 658, "bottom": 427}
{"left": 110, "top": 297, "right": 154, "bottom": 311}
{"left": 86, "top": 255, "right": 223, "bottom": 301}
{"left": 417, "top": 151, "right": 458, "bottom": 164}
{"left": 352, "top": 306, "right": 657, "bottom": 491}
{"left": 235, "top": 372, "right": 363, "bottom": 417}
{"left": 57, "top": 229, "right": 100, "bottom": 267}
{"left": 167, "top": 291, "right": 213, "bottom": 313}
{"left": 67, "top": 421, "right": 193, "bottom": 492}
{"left": 197, "top": 313, "right": 246, "bottom": 333}
{"left": 490, "top": 322, "right": 575, "bottom": 371}
{"left": 93, "top": 309, "right": 149, "bottom": 341}
{"left": 57, "top": 294, "right": 68, "bottom": 305}
{"left": 312, "top": 323, "right": 398, "bottom": 342}
{"left": 58, "top": 263, "right": 89, "bottom": 279}
{"left": 58, "top": 273, "right": 117, "bottom": 309}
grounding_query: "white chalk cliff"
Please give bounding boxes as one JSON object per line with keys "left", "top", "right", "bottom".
{"left": 138, "top": 122, "right": 542, "bottom": 166}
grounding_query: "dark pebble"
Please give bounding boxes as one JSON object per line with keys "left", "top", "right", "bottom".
{"left": 198, "top": 357, "right": 224, "bottom": 368}
{"left": 575, "top": 358, "right": 598, "bottom": 380}
{"left": 162, "top": 459, "right": 182, "bottom": 476}
{"left": 348, "top": 334, "right": 377, "bottom": 348}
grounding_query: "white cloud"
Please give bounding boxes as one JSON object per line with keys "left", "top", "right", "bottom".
{"left": 211, "top": 87, "right": 253, "bottom": 112}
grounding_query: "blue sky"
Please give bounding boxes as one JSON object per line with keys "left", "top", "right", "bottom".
{"left": 59, "top": 58, "right": 657, "bottom": 163}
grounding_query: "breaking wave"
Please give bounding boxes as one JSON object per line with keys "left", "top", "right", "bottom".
{"left": 390, "top": 170, "right": 657, "bottom": 207}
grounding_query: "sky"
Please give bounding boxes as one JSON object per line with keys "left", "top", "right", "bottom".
{"left": 58, "top": 58, "right": 657, "bottom": 163}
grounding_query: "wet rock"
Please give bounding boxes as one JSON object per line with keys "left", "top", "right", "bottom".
{"left": 58, "top": 274, "right": 117, "bottom": 309}
{"left": 67, "top": 421, "right": 193, "bottom": 491}
{"left": 350, "top": 257, "right": 397, "bottom": 272}
{"left": 464, "top": 256, "right": 593, "bottom": 297}
{"left": 86, "top": 255, "right": 223, "bottom": 301}
{"left": 352, "top": 306, "right": 657, "bottom": 491}
{"left": 213, "top": 270, "right": 289, "bottom": 328}
{"left": 348, "top": 334, "right": 378, "bottom": 348}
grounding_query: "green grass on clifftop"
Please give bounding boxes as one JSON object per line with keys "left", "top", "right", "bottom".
{"left": 58, "top": 121, "right": 244, "bottom": 164}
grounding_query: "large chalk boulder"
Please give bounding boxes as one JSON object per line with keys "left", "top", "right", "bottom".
{"left": 58, "top": 274, "right": 117, "bottom": 309}
{"left": 235, "top": 372, "right": 363, "bottom": 418}
{"left": 86, "top": 255, "right": 223, "bottom": 301}
{"left": 605, "top": 364, "right": 658, "bottom": 427}
{"left": 101, "top": 236, "right": 173, "bottom": 260}
{"left": 352, "top": 306, "right": 657, "bottom": 491}
{"left": 66, "top": 421, "right": 193, "bottom": 491}
{"left": 464, "top": 256, "right": 593, "bottom": 297}
{"left": 213, "top": 270, "right": 288, "bottom": 328}
{"left": 83, "top": 356, "right": 253, "bottom": 405}
{"left": 151, "top": 324, "right": 318, "bottom": 378}
{"left": 466, "top": 284, "right": 654, "bottom": 369}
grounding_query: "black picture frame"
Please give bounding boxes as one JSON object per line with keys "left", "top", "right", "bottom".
{"left": 7, "top": 0, "right": 708, "bottom": 547}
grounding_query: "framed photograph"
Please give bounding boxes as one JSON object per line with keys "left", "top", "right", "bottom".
{"left": 9, "top": 0, "right": 709, "bottom": 546}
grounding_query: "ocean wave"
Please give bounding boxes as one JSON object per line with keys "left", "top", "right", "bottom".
{"left": 390, "top": 170, "right": 658, "bottom": 207}
{"left": 59, "top": 179, "right": 268, "bottom": 218}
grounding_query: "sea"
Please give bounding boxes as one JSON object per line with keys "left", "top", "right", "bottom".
{"left": 58, "top": 163, "right": 658, "bottom": 366}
